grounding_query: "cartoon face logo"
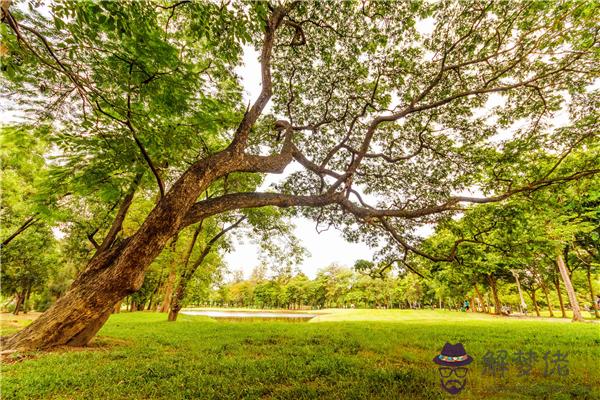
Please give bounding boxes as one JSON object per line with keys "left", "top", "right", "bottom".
{"left": 433, "top": 342, "right": 473, "bottom": 395}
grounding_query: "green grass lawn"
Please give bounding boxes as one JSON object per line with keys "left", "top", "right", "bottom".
{"left": 1, "top": 310, "right": 599, "bottom": 399}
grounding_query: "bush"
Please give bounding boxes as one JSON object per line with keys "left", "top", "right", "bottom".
{"left": 33, "top": 291, "right": 53, "bottom": 312}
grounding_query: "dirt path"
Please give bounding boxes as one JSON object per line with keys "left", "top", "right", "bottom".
{"left": 0, "top": 312, "right": 42, "bottom": 333}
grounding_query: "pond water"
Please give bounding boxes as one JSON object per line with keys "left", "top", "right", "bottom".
{"left": 181, "top": 310, "right": 318, "bottom": 322}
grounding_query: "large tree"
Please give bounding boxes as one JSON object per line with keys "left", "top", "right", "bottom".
{"left": 1, "top": 0, "right": 598, "bottom": 350}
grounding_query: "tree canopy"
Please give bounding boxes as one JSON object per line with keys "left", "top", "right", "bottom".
{"left": 1, "top": 0, "right": 598, "bottom": 350}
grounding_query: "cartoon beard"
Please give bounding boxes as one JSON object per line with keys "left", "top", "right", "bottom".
{"left": 441, "top": 378, "right": 466, "bottom": 395}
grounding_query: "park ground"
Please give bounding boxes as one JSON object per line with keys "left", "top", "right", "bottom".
{"left": 1, "top": 309, "right": 599, "bottom": 399}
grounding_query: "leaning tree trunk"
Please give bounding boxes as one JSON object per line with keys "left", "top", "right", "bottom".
{"left": 1, "top": 215, "right": 39, "bottom": 247}
{"left": 474, "top": 284, "right": 487, "bottom": 313}
{"left": 158, "top": 235, "right": 181, "bottom": 313}
{"left": 554, "top": 277, "right": 567, "bottom": 318}
{"left": 159, "top": 264, "right": 177, "bottom": 313}
{"left": 513, "top": 272, "right": 527, "bottom": 314}
{"left": 2, "top": 152, "right": 239, "bottom": 351}
{"left": 168, "top": 216, "right": 245, "bottom": 322}
{"left": 529, "top": 290, "right": 540, "bottom": 317}
{"left": 147, "top": 260, "right": 169, "bottom": 311}
{"left": 23, "top": 283, "right": 32, "bottom": 314}
{"left": 167, "top": 275, "right": 189, "bottom": 322}
{"left": 487, "top": 275, "right": 502, "bottom": 315}
{"left": 164, "top": 226, "right": 202, "bottom": 318}
{"left": 13, "top": 292, "right": 24, "bottom": 316}
{"left": 556, "top": 252, "right": 584, "bottom": 322}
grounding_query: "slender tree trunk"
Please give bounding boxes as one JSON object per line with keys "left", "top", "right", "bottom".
{"left": 168, "top": 277, "right": 189, "bottom": 322}
{"left": 163, "top": 227, "right": 201, "bottom": 315}
{"left": 529, "top": 290, "right": 540, "bottom": 317}
{"left": 147, "top": 261, "right": 168, "bottom": 311}
{"left": 513, "top": 271, "right": 526, "bottom": 314}
{"left": 484, "top": 294, "right": 490, "bottom": 314}
{"left": 159, "top": 234, "right": 186, "bottom": 313}
{"left": 554, "top": 277, "right": 567, "bottom": 318}
{"left": 540, "top": 280, "right": 554, "bottom": 317}
{"left": 13, "top": 292, "right": 24, "bottom": 316}
{"left": 585, "top": 266, "right": 600, "bottom": 319}
{"left": 474, "top": 284, "right": 487, "bottom": 313}
{"left": 22, "top": 283, "right": 32, "bottom": 314}
{"left": 113, "top": 302, "right": 121, "bottom": 314}
{"left": 93, "top": 172, "right": 144, "bottom": 257}
{"left": 487, "top": 275, "right": 501, "bottom": 315}
{"left": 168, "top": 216, "right": 245, "bottom": 322}
{"left": 470, "top": 295, "right": 476, "bottom": 313}
{"left": 158, "top": 267, "right": 177, "bottom": 313}
{"left": 556, "top": 252, "right": 583, "bottom": 322}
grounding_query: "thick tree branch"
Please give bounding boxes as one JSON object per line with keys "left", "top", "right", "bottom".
{"left": 182, "top": 191, "right": 343, "bottom": 228}
{"left": 229, "top": 6, "right": 289, "bottom": 152}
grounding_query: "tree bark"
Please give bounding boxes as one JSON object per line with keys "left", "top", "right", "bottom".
{"left": 554, "top": 276, "right": 567, "bottom": 318}
{"left": 1, "top": 4, "right": 296, "bottom": 351}
{"left": 487, "top": 275, "right": 502, "bottom": 315}
{"left": 556, "top": 252, "right": 584, "bottom": 322}
{"left": 585, "top": 265, "right": 600, "bottom": 319}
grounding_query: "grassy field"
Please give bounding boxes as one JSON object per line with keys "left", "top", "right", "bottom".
{"left": 1, "top": 310, "right": 599, "bottom": 399}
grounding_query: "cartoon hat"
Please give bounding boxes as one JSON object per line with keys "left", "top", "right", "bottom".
{"left": 433, "top": 342, "right": 473, "bottom": 367}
